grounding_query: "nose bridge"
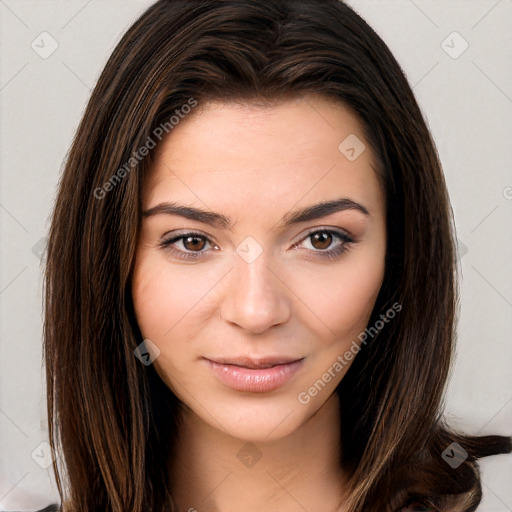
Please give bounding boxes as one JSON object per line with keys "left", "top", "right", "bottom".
{"left": 220, "top": 248, "right": 291, "bottom": 333}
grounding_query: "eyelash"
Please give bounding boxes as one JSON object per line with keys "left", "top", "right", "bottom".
{"left": 159, "top": 228, "right": 355, "bottom": 262}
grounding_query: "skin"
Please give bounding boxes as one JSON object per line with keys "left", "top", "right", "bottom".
{"left": 131, "top": 94, "right": 387, "bottom": 512}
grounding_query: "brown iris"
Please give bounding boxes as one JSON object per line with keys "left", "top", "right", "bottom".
{"left": 310, "top": 231, "right": 333, "bottom": 250}
{"left": 183, "top": 235, "right": 206, "bottom": 251}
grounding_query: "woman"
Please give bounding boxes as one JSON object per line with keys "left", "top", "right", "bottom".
{"left": 43, "top": 1, "right": 511, "bottom": 511}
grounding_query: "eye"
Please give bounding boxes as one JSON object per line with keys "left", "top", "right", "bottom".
{"left": 292, "top": 228, "right": 355, "bottom": 260}
{"left": 159, "top": 232, "right": 218, "bottom": 260}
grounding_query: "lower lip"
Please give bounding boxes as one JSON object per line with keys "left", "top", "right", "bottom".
{"left": 205, "top": 358, "right": 304, "bottom": 392}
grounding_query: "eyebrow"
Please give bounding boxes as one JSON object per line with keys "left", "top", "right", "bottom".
{"left": 142, "top": 197, "right": 372, "bottom": 229}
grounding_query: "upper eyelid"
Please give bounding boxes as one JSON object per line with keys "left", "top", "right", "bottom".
{"left": 296, "top": 225, "right": 353, "bottom": 239}
{"left": 161, "top": 229, "right": 218, "bottom": 246}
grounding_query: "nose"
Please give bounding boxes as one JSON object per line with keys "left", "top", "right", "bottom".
{"left": 220, "top": 253, "right": 292, "bottom": 334}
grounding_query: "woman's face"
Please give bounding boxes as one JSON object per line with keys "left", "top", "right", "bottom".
{"left": 131, "top": 94, "right": 386, "bottom": 441}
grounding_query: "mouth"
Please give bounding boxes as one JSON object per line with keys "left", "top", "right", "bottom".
{"left": 204, "top": 356, "right": 304, "bottom": 369}
{"left": 203, "top": 356, "right": 305, "bottom": 392}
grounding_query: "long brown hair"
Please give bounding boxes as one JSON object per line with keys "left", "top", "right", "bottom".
{"left": 43, "top": 1, "right": 511, "bottom": 511}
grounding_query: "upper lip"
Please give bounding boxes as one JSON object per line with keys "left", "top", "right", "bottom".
{"left": 205, "top": 356, "right": 303, "bottom": 369}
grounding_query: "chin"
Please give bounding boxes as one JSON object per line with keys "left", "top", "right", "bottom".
{"left": 197, "top": 392, "right": 317, "bottom": 443}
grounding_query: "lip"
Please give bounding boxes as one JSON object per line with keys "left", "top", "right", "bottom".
{"left": 204, "top": 357, "right": 304, "bottom": 392}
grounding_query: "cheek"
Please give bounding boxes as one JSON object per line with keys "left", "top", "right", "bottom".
{"left": 290, "top": 252, "right": 385, "bottom": 397}
{"left": 131, "top": 253, "right": 211, "bottom": 396}
{"left": 131, "top": 251, "right": 223, "bottom": 342}
{"left": 291, "top": 249, "right": 385, "bottom": 340}
{"left": 132, "top": 257, "right": 176, "bottom": 340}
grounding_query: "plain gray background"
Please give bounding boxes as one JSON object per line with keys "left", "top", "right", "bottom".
{"left": 0, "top": 0, "right": 511, "bottom": 510}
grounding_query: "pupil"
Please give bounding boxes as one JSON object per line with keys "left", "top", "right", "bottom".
{"left": 312, "top": 232, "right": 332, "bottom": 250}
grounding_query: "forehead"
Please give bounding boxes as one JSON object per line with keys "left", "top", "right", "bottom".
{"left": 143, "top": 95, "right": 384, "bottom": 219}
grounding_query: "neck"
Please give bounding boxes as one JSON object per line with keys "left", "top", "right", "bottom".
{"left": 168, "top": 392, "right": 349, "bottom": 512}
